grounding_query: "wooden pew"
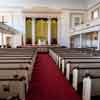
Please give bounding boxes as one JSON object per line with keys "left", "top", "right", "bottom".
{"left": 49, "top": 48, "right": 94, "bottom": 64}
{"left": 49, "top": 48, "right": 100, "bottom": 100}
{"left": 62, "top": 59, "right": 100, "bottom": 80}
{"left": 0, "top": 48, "right": 37, "bottom": 100}
{"left": 82, "top": 73, "right": 100, "bottom": 100}
{"left": 0, "top": 60, "right": 33, "bottom": 77}
{"left": 0, "top": 48, "right": 37, "bottom": 73}
{"left": 0, "top": 77, "right": 26, "bottom": 100}
{"left": 0, "top": 66, "right": 29, "bottom": 91}
{"left": 71, "top": 65, "right": 100, "bottom": 90}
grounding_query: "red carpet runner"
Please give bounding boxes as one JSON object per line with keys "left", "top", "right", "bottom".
{"left": 26, "top": 53, "right": 81, "bottom": 100}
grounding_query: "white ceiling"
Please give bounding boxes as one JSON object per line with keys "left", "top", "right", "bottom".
{"left": 31, "top": 0, "right": 86, "bottom": 9}
{"left": 0, "top": 0, "right": 99, "bottom": 10}
{"left": 86, "top": 0, "right": 100, "bottom": 8}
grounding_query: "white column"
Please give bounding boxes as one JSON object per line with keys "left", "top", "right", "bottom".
{"left": 57, "top": 17, "right": 61, "bottom": 45}
{"left": 1, "top": 32, "right": 4, "bottom": 48}
{"left": 97, "top": 31, "right": 100, "bottom": 50}
{"left": 23, "top": 16, "right": 26, "bottom": 46}
{"left": 32, "top": 17, "right": 35, "bottom": 45}
{"left": 48, "top": 18, "right": 51, "bottom": 45}
{"left": 79, "top": 34, "right": 82, "bottom": 48}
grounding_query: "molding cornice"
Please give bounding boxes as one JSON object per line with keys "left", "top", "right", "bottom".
{"left": 61, "top": 8, "right": 87, "bottom": 12}
{"left": 88, "top": 1, "right": 100, "bottom": 10}
{"left": 0, "top": 1, "right": 99, "bottom": 14}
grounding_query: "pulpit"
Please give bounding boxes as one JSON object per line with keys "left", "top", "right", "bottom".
{"left": 38, "top": 39, "right": 46, "bottom": 45}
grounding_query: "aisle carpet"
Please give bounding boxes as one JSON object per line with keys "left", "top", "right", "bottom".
{"left": 26, "top": 53, "right": 81, "bottom": 100}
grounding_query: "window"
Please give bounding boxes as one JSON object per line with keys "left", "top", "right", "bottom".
{"left": 70, "top": 13, "right": 84, "bottom": 28}
{"left": 92, "top": 8, "right": 99, "bottom": 19}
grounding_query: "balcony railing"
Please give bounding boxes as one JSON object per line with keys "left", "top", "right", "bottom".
{"left": 70, "top": 18, "right": 100, "bottom": 33}
{"left": 0, "top": 22, "right": 19, "bottom": 34}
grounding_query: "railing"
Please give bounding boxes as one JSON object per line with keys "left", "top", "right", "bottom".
{"left": 70, "top": 18, "right": 100, "bottom": 33}
{"left": 0, "top": 22, "right": 19, "bottom": 34}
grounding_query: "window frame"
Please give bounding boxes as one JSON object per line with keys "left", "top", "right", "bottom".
{"left": 91, "top": 8, "right": 99, "bottom": 20}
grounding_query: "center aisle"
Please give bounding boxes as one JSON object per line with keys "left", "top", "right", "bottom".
{"left": 26, "top": 53, "right": 81, "bottom": 100}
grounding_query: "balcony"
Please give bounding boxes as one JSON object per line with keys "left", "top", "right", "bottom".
{"left": 0, "top": 22, "right": 19, "bottom": 34}
{"left": 70, "top": 18, "right": 100, "bottom": 35}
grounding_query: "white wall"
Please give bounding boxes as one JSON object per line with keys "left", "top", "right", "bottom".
{"left": 82, "top": 34, "right": 87, "bottom": 48}
{"left": 74, "top": 35, "right": 80, "bottom": 48}
{"left": 11, "top": 33, "right": 22, "bottom": 48}
{"left": 0, "top": 0, "right": 25, "bottom": 7}
{"left": 9, "top": 15, "right": 23, "bottom": 47}
{"left": 59, "top": 11, "right": 70, "bottom": 47}
{"left": 0, "top": 12, "right": 24, "bottom": 48}
{"left": 0, "top": 33, "right": 2, "bottom": 46}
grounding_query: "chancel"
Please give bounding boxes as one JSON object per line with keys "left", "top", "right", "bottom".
{"left": 0, "top": 0, "right": 100, "bottom": 100}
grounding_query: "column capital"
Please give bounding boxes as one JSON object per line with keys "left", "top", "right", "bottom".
{"left": 32, "top": 17, "right": 36, "bottom": 20}
{"left": 47, "top": 18, "right": 51, "bottom": 23}
{"left": 48, "top": 17, "right": 51, "bottom": 20}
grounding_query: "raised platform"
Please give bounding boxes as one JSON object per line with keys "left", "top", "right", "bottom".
{"left": 22, "top": 45, "right": 60, "bottom": 52}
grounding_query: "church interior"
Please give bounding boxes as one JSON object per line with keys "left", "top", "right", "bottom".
{"left": 0, "top": 0, "right": 100, "bottom": 100}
